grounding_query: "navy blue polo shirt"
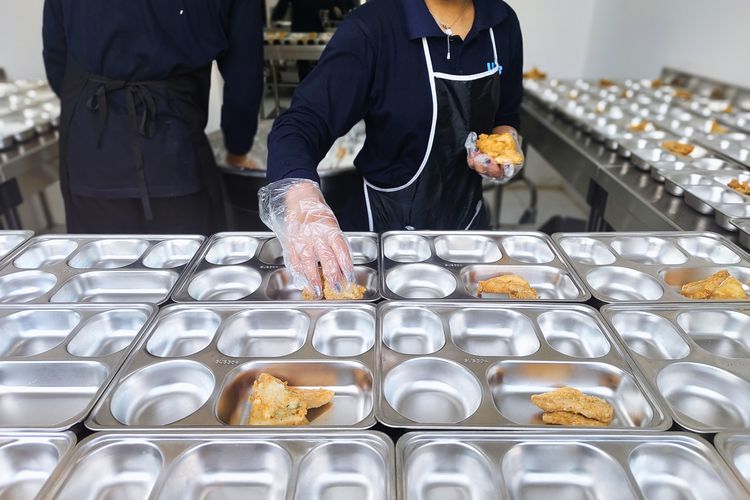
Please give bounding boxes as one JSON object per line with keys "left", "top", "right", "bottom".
{"left": 267, "top": 0, "right": 523, "bottom": 188}
{"left": 42, "top": 0, "right": 264, "bottom": 156}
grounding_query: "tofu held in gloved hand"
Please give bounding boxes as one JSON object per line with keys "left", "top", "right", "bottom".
{"left": 466, "top": 130, "right": 525, "bottom": 184}
{"left": 259, "top": 178, "right": 357, "bottom": 300}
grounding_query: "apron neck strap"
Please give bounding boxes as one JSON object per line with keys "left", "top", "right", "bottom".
{"left": 421, "top": 29, "right": 500, "bottom": 72}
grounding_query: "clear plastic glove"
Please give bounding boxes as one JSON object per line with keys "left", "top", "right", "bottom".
{"left": 259, "top": 178, "right": 355, "bottom": 299}
{"left": 465, "top": 131, "right": 525, "bottom": 184}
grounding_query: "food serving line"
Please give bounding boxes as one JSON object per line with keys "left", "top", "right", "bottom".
{"left": 0, "top": 79, "right": 61, "bottom": 230}
{"left": 522, "top": 67, "right": 750, "bottom": 250}
{"left": 0, "top": 229, "right": 746, "bottom": 498}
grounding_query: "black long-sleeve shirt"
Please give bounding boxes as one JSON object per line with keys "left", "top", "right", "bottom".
{"left": 42, "top": 0, "right": 264, "bottom": 155}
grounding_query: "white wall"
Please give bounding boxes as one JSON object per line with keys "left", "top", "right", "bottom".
{"left": 508, "top": 0, "right": 596, "bottom": 79}
{"left": 584, "top": 0, "right": 750, "bottom": 85}
{"left": 0, "top": 0, "right": 45, "bottom": 79}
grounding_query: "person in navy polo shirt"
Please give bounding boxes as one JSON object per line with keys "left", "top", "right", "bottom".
{"left": 43, "top": 0, "right": 264, "bottom": 234}
{"left": 260, "top": 0, "right": 523, "bottom": 297}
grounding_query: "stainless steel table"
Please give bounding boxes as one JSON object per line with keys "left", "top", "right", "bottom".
{"left": 0, "top": 132, "right": 60, "bottom": 229}
{"left": 521, "top": 99, "right": 736, "bottom": 240}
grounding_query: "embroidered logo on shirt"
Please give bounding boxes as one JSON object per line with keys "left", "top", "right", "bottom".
{"left": 486, "top": 63, "right": 503, "bottom": 74}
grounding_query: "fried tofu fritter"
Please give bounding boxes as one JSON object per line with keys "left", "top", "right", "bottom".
{"left": 248, "top": 373, "right": 334, "bottom": 426}
{"left": 523, "top": 67, "right": 547, "bottom": 80}
{"left": 680, "top": 270, "right": 748, "bottom": 300}
{"left": 708, "top": 119, "right": 728, "bottom": 135}
{"left": 301, "top": 267, "right": 366, "bottom": 301}
{"left": 531, "top": 386, "right": 614, "bottom": 424}
{"left": 476, "top": 133, "right": 524, "bottom": 165}
{"left": 661, "top": 140, "right": 695, "bottom": 157}
{"left": 728, "top": 178, "right": 750, "bottom": 196}
{"left": 628, "top": 121, "right": 652, "bottom": 133}
{"left": 477, "top": 274, "right": 538, "bottom": 299}
{"left": 542, "top": 411, "right": 609, "bottom": 427}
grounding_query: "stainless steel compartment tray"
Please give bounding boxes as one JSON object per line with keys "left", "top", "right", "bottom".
{"left": 733, "top": 218, "right": 750, "bottom": 251}
{"left": 172, "top": 231, "right": 380, "bottom": 302}
{"left": 380, "top": 231, "right": 589, "bottom": 302}
{"left": 0, "top": 304, "right": 156, "bottom": 431}
{"left": 0, "top": 230, "right": 32, "bottom": 264}
{"left": 398, "top": 432, "right": 747, "bottom": 500}
{"left": 553, "top": 231, "right": 750, "bottom": 303}
{"left": 39, "top": 431, "right": 394, "bottom": 500}
{"left": 602, "top": 304, "right": 750, "bottom": 433}
{"left": 716, "top": 433, "right": 750, "bottom": 495}
{"left": 0, "top": 234, "right": 204, "bottom": 304}
{"left": 87, "top": 303, "right": 378, "bottom": 430}
{"left": 0, "top": 432, "right": 75, "bottom": 499}
{"left": 378, "top": 301, "right": 669, "bottom": 430}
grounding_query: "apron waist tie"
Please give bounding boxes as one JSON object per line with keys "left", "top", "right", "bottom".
{"left": 86, "top": 80, "right": 157, "bottom": 220}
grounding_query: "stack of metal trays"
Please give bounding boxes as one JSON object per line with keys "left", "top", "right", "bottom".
{"left": 171, "top": 232, "right": 379, "bottom": 302}
{"left": 87, "top": 303, "right": 377, "bottom": 430}
{"left": 0, "top": 229, "right": 32, "bottom": 263}
{"left": 380, "top": 231, "right": 589, "bottom": 301}
{"left": 378, "top": 302, "right": 669, "bottom": 430}
{"left": 733, "top": 218, "right": 750, "bottom": 249}
{"left": 701, "top": 131, "right": 750, "bottom": 164}
{"left": 626, "top": 137, "right": 718, "bottom": 172}
{"left": 553, "top": 232, "right": 750, "bottom": 304}
{"left": 0, "top": 432, "right": 75, "bottom": 498}
{"left": 0, "top": 115, "right": 36, "bottom": 149}
{"left": 650, "top": 157, "right": 739, "bottom": 184}
{"left": 397, "top": 432, "right": 747, "bottom": 499}
{"left": 616, "top": 132, "right": 677, "bottom": 160}
{"left": 602, "top": 304, "right": 750, "bottom": 434}
{"left": 716, "top": 433, "right": 750, "bottom": 495}
{"left": 0, "top": 304, "right": 155, "bottom": 431}
{"left": 590, "top": 114, "right": 663, "bottom": 152}
{"left": 0, "top": 234, "right": 204, "bottom": 304}
{"left": 664, "top": 170, "right": 750, "bottom": 229}
{"left": 39, "top": 432, "right": 394, "bottom": 499}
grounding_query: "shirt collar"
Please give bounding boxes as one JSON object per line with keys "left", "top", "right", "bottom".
{"left": 401, "top": 0, "right": 508, "bottom": 40}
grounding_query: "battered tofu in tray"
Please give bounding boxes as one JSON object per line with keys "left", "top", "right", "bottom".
{"left": 666, "top": 170, "right": 750, "bottom": 229}
{"left": 0, "top": 234, "right": 204, "bottom": 304}
{"left": 553, "top": 231, "right": 750, "bottom": 303}
{"left": 87, "top": 303, "right": 377, "bottom": 431}
{"left": 377, "top": 301, "right": 669, "bottom": 430}
{"left": 0, "top": 432, "right": 75, "bottom": 498}
{"left": 380, "top": 231, "right": 589, "bottom": 302}
{"left": 39, "top": 431, "right": 394, "bottom": 500}
{"left": 602, "top": 304, "right": 750, "bottom": 433}
{"left": 171, "top": 232, "right": 380, "bottom": 302}
{"left": 716, "top": 433, "right": 750, "bottom": 495}
{"left": 0, "top": 304, "right": 155, "bottom": 431}
{"left": 397, "top": 432, "right": 747, "bottom": 500}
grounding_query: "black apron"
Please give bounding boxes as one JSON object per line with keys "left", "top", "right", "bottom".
{"left": 363, "top": 29, "right": 501, "bottom": 232}
{"left": 58, "top": 54, "right": 226, "bottom": 233}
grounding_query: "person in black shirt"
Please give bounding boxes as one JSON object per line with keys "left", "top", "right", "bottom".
{"left": 42, "top": 0, "right": 264, "bottom": 234}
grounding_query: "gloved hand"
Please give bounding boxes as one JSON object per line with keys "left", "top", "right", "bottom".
{"left": 465, "top": 131, "right": 525, "bottom": 184}
{"left": 259, "top": 178, "right": 355, "bottom": 299}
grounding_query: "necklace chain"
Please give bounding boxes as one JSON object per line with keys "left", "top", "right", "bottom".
{"left": 425, "top": 1, "right": 470, "bottom": 34}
